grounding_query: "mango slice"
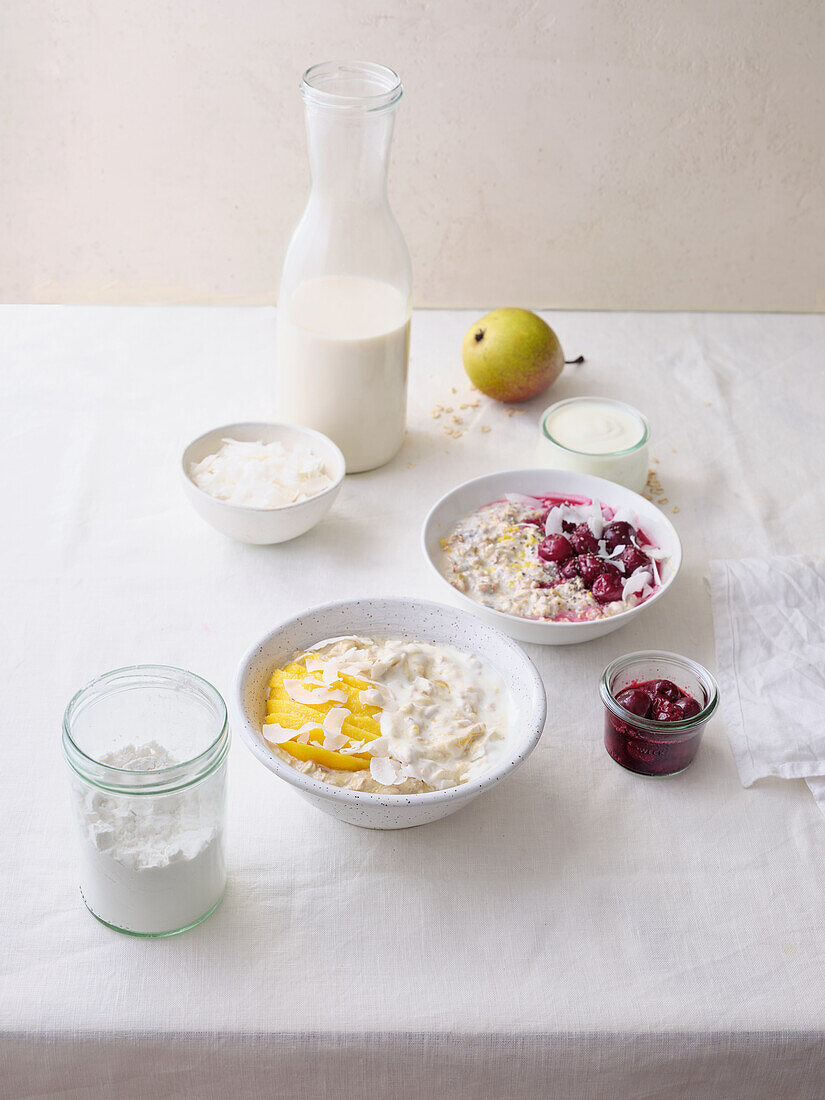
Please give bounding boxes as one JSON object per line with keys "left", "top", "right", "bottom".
{"left": 277, "top": 740, "right": 372, "bottom": 771}
{"left": 263, "top": 658, "right": 383, "bottom": 770}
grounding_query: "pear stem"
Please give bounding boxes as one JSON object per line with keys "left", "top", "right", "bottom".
{"left": 564, "top": 355, "right": 585, "bottom": 364}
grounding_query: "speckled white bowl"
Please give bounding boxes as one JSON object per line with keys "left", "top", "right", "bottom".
{"left": 422, "top": 469, "right": 682, "bottom": 646}
{"left": 181, "top": 421, "right": 345, "bottom": 544}
{"left": 232, "top": 598, "right": 547, "bottom": 830}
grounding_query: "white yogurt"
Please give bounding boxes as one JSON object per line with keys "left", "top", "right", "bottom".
{"left": 275, "top": 275, "right": 411, "bottom": 473}
{"left": 546, "top": 400, "right": 644, "bottom": 454}
{"left": 538, "top": 397, "right": 649, "bottom": 492}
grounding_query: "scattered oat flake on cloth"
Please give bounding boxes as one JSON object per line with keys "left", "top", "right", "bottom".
{"left": 644, "top": 467, "right": 669, "bottom": 505}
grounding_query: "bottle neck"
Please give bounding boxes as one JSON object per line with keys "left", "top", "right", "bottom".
{"left": 304, "top": 105, "right": 396, "bottom": 206}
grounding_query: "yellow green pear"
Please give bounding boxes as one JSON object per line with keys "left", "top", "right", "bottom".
{"left": 462, "top": 308, "right": 564, "bottom": 402}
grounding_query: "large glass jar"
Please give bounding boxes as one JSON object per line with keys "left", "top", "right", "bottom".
{"left": 62, "top": 666, "right": 229, "bottom": 937}
{"left": 275, "top": 62, "right": 412, "bottom": 473}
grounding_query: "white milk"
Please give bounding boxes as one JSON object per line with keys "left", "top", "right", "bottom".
{"left": 276, "top": 275, "right": 411, "bottom": 473}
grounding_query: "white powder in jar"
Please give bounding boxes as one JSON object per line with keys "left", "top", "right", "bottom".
{"left": 74, "top": 741, "right": 226, "bottom": 935}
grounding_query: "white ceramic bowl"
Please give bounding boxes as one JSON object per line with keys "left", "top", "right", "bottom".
{"left": 233, "top": 598, "right": 547, "bottom": 830}
{"left": 422, "top": 469, "right": 682, "bottom": 646}
{"left": 181, "top": 421, "right": 345, "bottom": 545}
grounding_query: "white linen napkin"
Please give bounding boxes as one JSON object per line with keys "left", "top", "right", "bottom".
{"left": 710, "top": 555, "right": 825, "bottom": 815}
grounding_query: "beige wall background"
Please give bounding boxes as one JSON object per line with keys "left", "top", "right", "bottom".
{"left": 2, "top": 0, "right": 823, "bottom": 311}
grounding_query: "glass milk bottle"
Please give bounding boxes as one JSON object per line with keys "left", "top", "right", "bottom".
{"left": 276, "top": 62, "right": 412, "bottom": 473}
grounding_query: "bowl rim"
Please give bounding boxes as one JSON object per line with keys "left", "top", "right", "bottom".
{"left": 232, "top": 596, "right": 547, "bottom": 806}
{"left": 181, "top": 421, "right": 346, "bottom": 514}
{"left": 420, "top": 468, "right": 683, "bottom": 634}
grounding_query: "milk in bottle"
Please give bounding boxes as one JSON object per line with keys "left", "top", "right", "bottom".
{"left": 275, "top": 62, "right": 412, "bottom": 473}
{"left": 276, "top": 275, "right": 410, "bottom": 472}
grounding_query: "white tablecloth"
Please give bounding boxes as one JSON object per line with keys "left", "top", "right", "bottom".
{"left": 3, "top": 305, "right": 825, "bottom": 1099}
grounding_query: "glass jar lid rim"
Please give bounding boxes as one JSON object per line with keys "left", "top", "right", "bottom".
{"left": 62, "top": 664, "right": 229, "bottom": 790}
{"left": 541, "top": 396, "right": 649, "bottom": 457}
{"left": 600, "top": 649, "right": 719, "bottom": 732}
{"left": 301, "top": 61, "right": 402, "bottom": 111}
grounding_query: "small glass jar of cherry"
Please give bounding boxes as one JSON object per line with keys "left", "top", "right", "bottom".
{"left": 600, "top": 651, "right": 719, "bottom": 777}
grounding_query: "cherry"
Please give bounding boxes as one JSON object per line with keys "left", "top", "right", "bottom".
{"left": 676, "top": 696, "right": 701, "bottom": 719}
{"left": 603, "top": 521, "right": 635, "bottom": 551}
{"left": 652, "top": 679, "right": 681, "bottom": 701}
{"left": 620, "top": 546, "right": 651, "bottom": 574}
{"left": 569, "top": 523, "right": 599, "bottom": 555}
{"left": 559, "top": 556, "right": 581, "bottom": 580}
{"left": 561, "top": 520, "right": 576, "bottom": 534}
{"left": 577, "top": 553, "right": 606, "bottom": 586}
{"left": 651, "top": 698, "right": 684, "bottom": 722}
{"left": 537, "top": 534, "right": 573, "bottom": 563}
{"left": 592, "top": 572, "right": 625, "bottom": 603}
{"left": 616, "top": 687, "right": 652, "bottom": 718}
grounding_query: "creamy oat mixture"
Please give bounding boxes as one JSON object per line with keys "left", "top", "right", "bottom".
{"left": 263, "top": 636, "right": 509, "bottom": 794}
{"left": 441, "top": 494, "right": 666, "bottom": 623}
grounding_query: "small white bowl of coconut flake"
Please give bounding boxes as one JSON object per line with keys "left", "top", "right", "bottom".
{"left": 181, "top": 422, "right": 346, "bottom": 544}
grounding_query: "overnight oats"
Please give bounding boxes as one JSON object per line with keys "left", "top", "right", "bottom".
{"left": 441, "top": 493, "right": 668, "bottom": 623}
{"left": 262, "top": 636, "right": 509, "bottom": 794}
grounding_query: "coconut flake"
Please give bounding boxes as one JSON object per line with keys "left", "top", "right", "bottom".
{"left": 338, "top": 739, "right": 366, "bottom": 755}
{"left": 363, "top": 736, "right": 391, "bottom": 757}
{"left": 544, "top": 499, "right": 608, "bottom": 539}
{"left": 322, "top": 707, "right": 350, "bottom": 738}
{"left": 650, "top": 555, "right": 661, "bottom": 587}
{"left": 359, "top": 687, "right": 386, "bottom": 707}
{"left": 644, "top": 544, "right": 669, "bottom": 562}
{"left": 544, "top": 506, "right": 565, "bottom": 536}
{"left": 263, "top": 721, "right": 321, "bottom": 743}
{"left": 189, "top": 437, "right": 333, "bottom": 509}
{"left": 282, "top": 680, "right": 347, "bottom": 705}
{"left": 622, "top": 567, "right": 654, "bottom": 601}
{"left": 609, "top": 505, "right": 637, "bottom": 528}
{"left": 586, "top": 500, "right": 605, "bottom": 539}
{"left": 322, "top": 731, "right": 348, "bottom": 752}
{"left": 370, "top": 756, "right": 407, "bottom": 786}
{"left": 304, "top": 658, "right": 344, "bottom": 686}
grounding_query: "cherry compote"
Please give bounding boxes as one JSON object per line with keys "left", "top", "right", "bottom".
{"left": 605, "top": 678, "right": 706, "bottom": 776}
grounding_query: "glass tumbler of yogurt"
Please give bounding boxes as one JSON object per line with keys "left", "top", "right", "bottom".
{"left": 62, "top": 666, "right": 229, "bottom": 937}
{"left": 537, "top": 397, "right": 650, "bottom": 492}
{"left": 276, "top": 61, "right": 413, "bottom": 473}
